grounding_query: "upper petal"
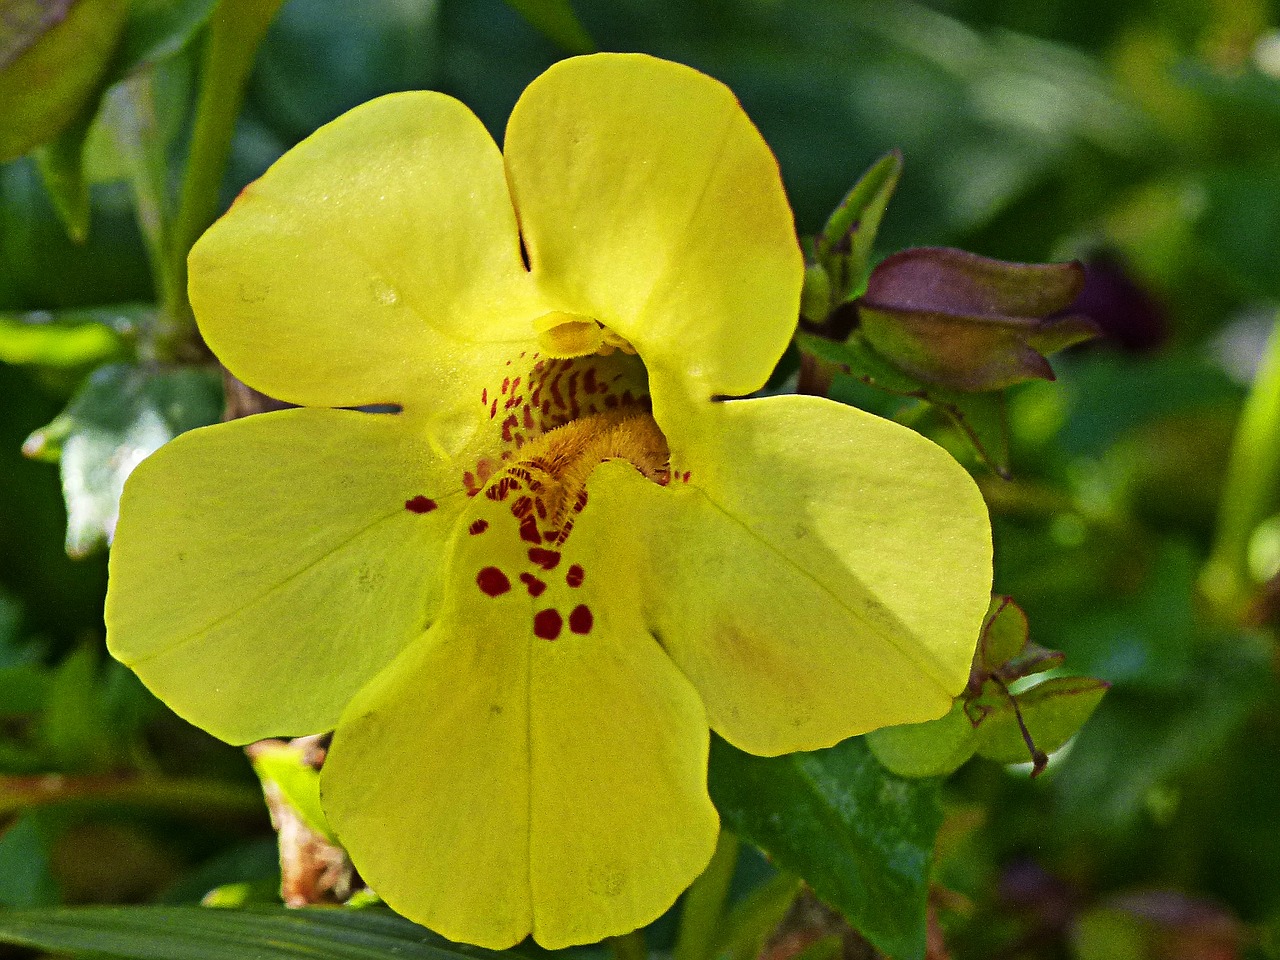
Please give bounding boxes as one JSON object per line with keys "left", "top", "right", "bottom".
{"left": 504, "top": 54, "right": 804, "bottom": 413}
{"left": 190, "top": 91, "right": 547, "bottom": 412}
{"left": 592, "top": 397, "right": 992, "bottom": 756}
{"left": 323, "top": 469, "right": 718, "bottom": 949}
{"left": 105, "top": 408, "right": 462, "bottom": 745}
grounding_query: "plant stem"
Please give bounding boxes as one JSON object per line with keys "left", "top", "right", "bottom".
{"left": 1203, "top": 316, "right": 1280, "bottom": 619}
{"left": 162, "top": 0, "right": 285, "bottom": 357}
{"left": 673, "top": 830, "right": 741, "bottom": 960}
{"left": 609, "top": 928, "right": 648, "bottom": 960}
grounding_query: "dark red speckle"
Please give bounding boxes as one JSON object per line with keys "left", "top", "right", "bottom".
{"left": 569, "top": 604, "right": 593, "bottom": 635}
{"left": 533, "top": 609, "right": 563, "bottom": 640}
{"left": 566, "top": 565, "right": 585, "bottom": 588}
{"left": 519, "top": 573, "right": 547, "bottom": 597}
{"left": 528, "top": 548, "right": 561, "bottom": 570}
{"left": 468, "top": 519, "right": 489, "bottom": 536}
{"left": 405, "top": 496, "right": 437, "bottom": 513}
{"left": 518, "top": 516, "right": 542, "bottom": 545}
{"left": 476, "top": 567, "right": 511, "bottom": 597}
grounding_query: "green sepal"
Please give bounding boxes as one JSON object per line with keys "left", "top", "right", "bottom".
{"left": 866, "top": 700, "right": 979, "bottom": 779}
{"left": 980, "top": 595, "right": 1028, "bottom": 672}
{"left": 974, "top": 676, "right": 1110, "bottom": 765}
{"left": 814, "top": 150, "right": 903, "bottom": 308}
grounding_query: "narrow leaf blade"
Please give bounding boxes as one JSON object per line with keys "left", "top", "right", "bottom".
{"left": 0, "top": 905, "right": 512, "bottom": 960}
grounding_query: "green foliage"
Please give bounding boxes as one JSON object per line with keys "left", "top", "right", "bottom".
{"left": 708, "top": 737, "right": 941, "bottom": 960}
{"left": 23, "top": 363, "right": 222, "bottom": 556}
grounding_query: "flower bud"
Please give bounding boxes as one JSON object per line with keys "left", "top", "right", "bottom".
{"left": 857, "top": 247, "right": 1098, "bottom": 392}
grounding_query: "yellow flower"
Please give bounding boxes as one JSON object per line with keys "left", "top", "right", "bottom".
{"left": 105, "top": 54, "right": 991, "bottom": 950}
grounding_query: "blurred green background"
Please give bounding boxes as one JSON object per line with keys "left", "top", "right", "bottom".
{"left": 2, "top": 0, "right": 1280, "bottom": 958}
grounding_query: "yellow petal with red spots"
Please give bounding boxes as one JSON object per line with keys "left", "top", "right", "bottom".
{"left": 323, "top": 464, "right": 717, "bottom": 949}
{"left": 106, "top": 408, "right": 462, "bottom": 745}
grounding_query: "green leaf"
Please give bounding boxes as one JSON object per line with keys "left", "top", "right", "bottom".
{"left": 975, "top": 676, "right": 1110, "bottom": 765}
{"left": 37, "top": 644, "right": 119, "bottom": 770}
{"left": 708, "top": 736, "right": 941, "bottom": 960}
{"left": 501, "top": 0, "right": 594, "bottom": 54}
{"left": 34, "top": 110, "right": 94, "bottom": 242}
{"left": 866, "top": 700, "right": 979, "bottom": 779}
{"left": 0, "top": 665, "right": 51, "bottom": 717}
{"left": 23, "top": 362, "right": 222, "bottom": 557}
{"left": 112, "top": 0, "right": 220, "bottom": 80}
{"left": 713, "top": 871, "right": 803, "bottom": 960}
{"left": 814, "top": 150, "right": 902, "bottom": 302}
{"left": 0, "top": 905, "right": 513, "bottom": 960}
{"left": 0, "top": 0, "right": 130, "bottom": 162}
{"left": 0, "top": 815, "right": 59, "bottom": 908}
{"left": 0, "top": 305, "right": 138, "bottom": 367}
{"left": 799, "top": 333, "right": 1011, "bottom": 476}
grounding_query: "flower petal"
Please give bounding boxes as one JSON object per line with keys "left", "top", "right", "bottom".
{"left": 504, "top": 54, "right": 804, "bottom": 410}
{"left": 596, "top": 398, "right": 992, "bottom": 756}
{"left": 322, "top": 484, "right": 718, "bottom": 949}
{"left": 105, "top": 408, "right": 462, "bottom": 745}
{"left": 190, "top": 91, "right": 546, "bottom": 413}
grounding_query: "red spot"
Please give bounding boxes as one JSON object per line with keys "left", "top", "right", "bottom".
{"left": 682, "top": 471, "right": 691, "bottom": 483}
{"left": 463, "top": 470, "right": 477, "bottom": 491}
{"left": 551, "top": 377, "right": 565, "bottom": 410}
{"left": 535, "top": 499, "right": 548, "bottom": 520}
{"left": 477, "top": 567, "right": 510, "bottom": 597}
{"left": 519, "top": 573, "right": 547, "bottom": 597}
{"left": 528, "top": 547, "right": 561, "bottom": 570}
{"left": 522, "top": 404, "right": 535, "bottom": 429}
{"left": 566, "top": 565, "right": 585, "bottom": 588}
{"left": 569, "top": 604, "right": 593, "bottom": 635}
{"left": 481, "top": 387, "right": 488, "bottom": 405}
{"left": 489, "top": 399, "right": 498, "bottom": 419}
{"left": 468, "top": 519, "right": 489, "bottom": 536}
{"left": 512, "top": 496, "right": 534, "bottom": 519}
{"left": 505, "top": 393, "right": 522, "bottom": 410}
{"left": 519, "top": 516, "right": 542, "bottom": 545}
{"left": 405, "top": 496, "right": 437, "bottom": 513}
{"left": 533, "top": 609, "right": 563, "bottom": 640}
{"left": 583, "top": 368, "right": 598, "bottom": 394}
{"left": 511, "top": 376, "right": 521, "bottom": 393}
{"left": 542, "top": 528, "right": 559, "bottom": 542}
{"left": 501, "top": 377, "right": 510, "bottom": 394}
{"left": 574, "top": 489, "right": 589, "bottom": 513}
{"left": 501, "top": 414, "right": 519, "bottom": 442}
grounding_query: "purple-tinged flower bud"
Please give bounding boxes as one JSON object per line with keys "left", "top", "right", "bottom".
{"left": 857, "top": 247, "right": 1099, "bottom": 392}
